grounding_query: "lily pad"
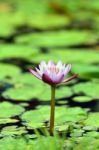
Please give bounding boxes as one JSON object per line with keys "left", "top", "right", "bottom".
{"left": 73, "top": 82, "right": 99, "bottom": 99}
{"left": 16, "top": 30, "right": 90, "bottom": 47}
{"left": 0, "top": 64, "right": 21, "bottom": 80}
{"left": 3, "top": 73, "right": 72, "bottom": 101}
{"left": 3, "top": 73, "right": 44, "bottom": 101}
{"left": 73, "top": 96, "right": 92, "bottom": 102}
{"left": 39, "top": 86, "right": 72, "bottom": 101}
{"left": 0, "top": 102, "right": 24, "bottom": 118}
{"left": 84, "top": 113, "right": 99, "bottom": 129}
{"left": 65, "top": 137, "right": 99, "bottom": 150}
{"left": 72, "top": 63, "right": 99, "bottom": 79}
{"left": 29, "top": 14, "right": 70, "bottom": 29}
{"left": 0, "top": 44, "right": 39, "bottom": 60}
{"left": 3, "top": 85, "right": 43, "bottom": 101}
{"left": 0, "top": 24, "right": 14, "bottom": 37}
{"left": 0, "top": 137, "right": 27, "bottom": 150}
{"left": 0, "top": 118, "right": 18, "bottom": 124}
{"left": 31, "top": 49, "right": 99, "bottom": 65}
{"left": 21, "top": 106, "right": 87, "bottom": 129}
{"left": 0, "top": 126, "right": 27, "bottom": 137}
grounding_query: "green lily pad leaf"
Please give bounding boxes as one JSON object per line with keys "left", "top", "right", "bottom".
{"left": 0, "top": 135, "right": 63, "bottom": 150}
{"left": 3, "top": 85, "right": 43, "bottom": 101}
{"left": 67, "top": 137, "right": 99, "bottom": 150}
{"left": 31, "top": 49, "right": 99, "bottom": 65}
{"left": 73, "top": 82, "right": 99, "bottom": 99}
{"left": 28, "top": 135, "right": 64, "bottom": 150}
{"left": 0, "top": 44, "right": 39, "bottom": 59}
{"left": 29, "top": 52, "right": 59, "bottom": 64}
{"left": 0, "top": 24, "right": 14, "bottom": 37}
{"left": 70, "top": 129, "right": 84, "bottom": 137}
{"left": 16, "top": 31, "right": 89, "bottom": 47}
{"left": 39, "top": 86, "right": 72, "bottom": 101}
{"left": 54, "top": 49, "right": 99, "bottom": 64}
{"left": 0, "top": 102, "right": 24, "bottom": 118}
{"left": 0, "top": 118, "right": 18, "bottom": 124}
{"left": 84, "top": 113, "right": 99, "bottom": 129}
{"left": 56, "top": 124, "right": 69, "bottom": 132}
{"left": 56, "top": 100, "right": 68, "bottom": 105}
{"left": 84, "top": 131, "right": 99, "bottom": 138}
{"left": 21, "top": 106, "right": 87, "bottom": 129}
{"left": 5, "top": 73, "right": 42, "bottom": 85}
{"left": 72, "top": 63, "right": 99, "bottom": 79}
{"left": 0, "top": 126, "right": 27, "bottom": 137}
{"left": 0, "top": 137, "right": 27, "bottom": 150}
{"left": 29, "top": 14, "right": 70, "bottom": 29}
{"left": 0, "top": 64, "right": 21, "bottom": 80}
{"left": 73, "top": 96, "right": 92, "bottom": 102}
{"left": 3, "top": 73, "right": 44, "bottom": 101}
{"left": 3, "top": 73, "right": 72, "bottom": 101}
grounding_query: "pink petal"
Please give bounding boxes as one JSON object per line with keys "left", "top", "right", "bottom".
{"left": 56, "top": 61, "right": 63, "bottom": 68}
{"left": 43, "top": 70, "right": 64, "bottom": 85}
{"left": 35, "top": 67, "right": 43, "bottom": 76}
{"left": 39, "top": 61, "right": 47, "bottom": 72}
{"left": 54, "top": 74, "right": 64, "bottom": 84}
{"left": 63, "top": 64, "right": 71, "bottom": 76}
{"left": 48, "top": 60, "right": 55, "bottom": 68}
{"left": 42, "top": 73, "right": 54, "bottom": 85}
{"left": 62, "top": 74, "right": 78, "bottom": 83}
{"left": 52, "top": 70, "right": 64, "bottom": 83}
{"left": 29, "top": 69, "right": 42, "bottom": 80}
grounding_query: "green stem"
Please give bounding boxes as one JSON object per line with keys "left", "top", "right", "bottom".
{"left": 49, "top": 85, "right": 56, "bottom": 136}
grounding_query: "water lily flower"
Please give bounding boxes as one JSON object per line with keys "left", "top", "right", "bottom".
{"left": 29, "top": 60, "right": 77, "bottom": 86}
{"left": 29, "top": 60, "right": 77, "bottom": 136}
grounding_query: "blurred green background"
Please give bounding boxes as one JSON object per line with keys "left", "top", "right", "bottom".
{"left": 0, "top": 0, "right": 99, "bottom": 150}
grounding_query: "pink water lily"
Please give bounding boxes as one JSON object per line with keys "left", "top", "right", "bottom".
{"left": 29, "top": 61, "right": 77, "bottom": 85}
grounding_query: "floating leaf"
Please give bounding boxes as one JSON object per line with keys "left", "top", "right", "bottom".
{"left": 29, "top": 14, "right": 70, "bottom": 29}
{"left": 0, "top": 64, "right": 21, "bottom": 80}
{"left": 31, "top": 49, "right": 99, "bottom": 64}
{"left": 39, "top": 86, "right": 72, "bottom": 101}
{"left": 84, "top": 113, "right": 99, "bottom": 129}
{"left": 65, "top": 137, "right": 99, "bottom": 150}
{"left": 3, "top": 85, "right": 43, "bottom": 101}
{"left": 0, "top": 102, "right": 24, "bottom": 118}
{"left": 21, "top": 106, "right": 87, "bottom": 129}
{"left": 73, "top": 96, "right": 92, "bottom": 102}
{"left": 16, "top": 31, "right": 90, "bottom": 47}
{"left": 72, "top": 63, "right": 99, "bottom": 79}
{"left": 3, "top": 74, "right": 44, "bottom": 101}
{"left": 0, "top": 137, "right": 27, "bottom": 150}
{"left": 3, "top": 73, "right": 72, "bottom": 101}
{"left": 73, "top": 82, "right": 99, "bottom": 99}
{"left": 0, "top": 118, "right": 18, "bottom": 124}
{"left": 0, "top": 44, "right": 39, "bottom": 59}
{"left": 0, "top": 126, "right": 27, "bottom": 137}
